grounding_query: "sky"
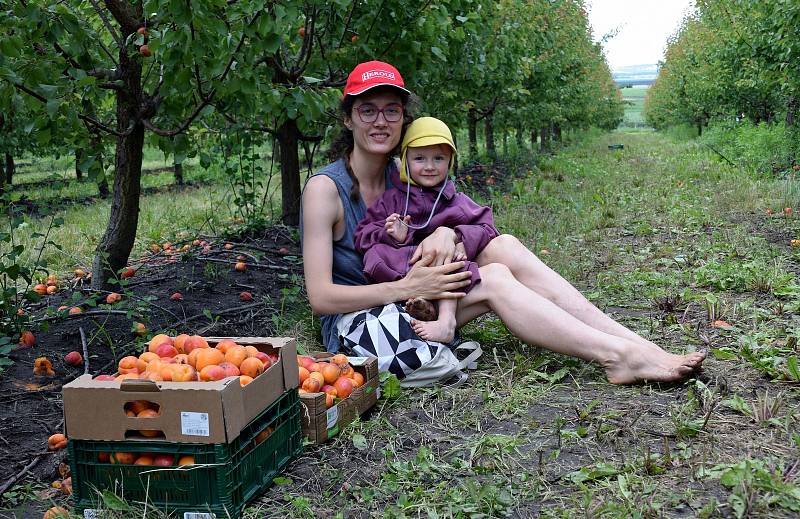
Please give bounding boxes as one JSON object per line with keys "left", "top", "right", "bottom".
{"left": 587, "top": 0, "right": 694, "bottom": 71}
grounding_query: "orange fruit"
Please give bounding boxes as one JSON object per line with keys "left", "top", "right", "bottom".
{"left": 97, "top": 452, "right": 110, "bottom": 462}
{"left": 302, "top": 377, "right": 321, "bottom": 393}
{"left": 334, "top": 377, "right": 354, "bottom": 399}
{"left": 298, "top": 367, "right": 310, "bottom": 385}
{"left": 148, "top": 334, "right": 173, "bottom": 353}
{"left": 349, "top": 371, "right": 365, "bottom": 388}
{"left": 331, "top": 353, "right": 349, "bottom": 366}
{"left": 43, "top": 506, "right": 70, "bottom": 519}
{"left": 134, "top": 455, "right": 154, "bottom": 465}
{"left": 325, "top": 393, "right": 335, "bottom": 409}
{"left": 239, "top": 357, "right": 265, "bottom": 378}
{"left": 239, "top": 375, "right": 254, "bottom": 386}
{"left": 339, "top": 364, "right": 354, "bottom": 378}
{"left": 195, "top": 348, "right": 224, "bottom": 371}
{"left": 309, "top": 371, "right": 325, "bottom": 387}
{"left": 174, "top": 333, "right": 190, "bottom": 352}
{"left": 244, "top": 345, "right": 260, "bottom": 358}
{"left": 225, "top": 346, "right": 248, "bottom": 367}
{"left": 321, "top": 363, "right": 341, "bottom": 385}
{"left": 215, "top": 339, "right": 238, "bottom": 353}
{"left": 178, "top": 455, "right": 195, "bottom": 465}
{"left": 110, "top": 451, "right": 136, "bottom": 464}
{"left": 125, "top": 400, "right": 151, "bottom": 415}
{"left": 47, "top": 433, "right": 67, "bottom": 450}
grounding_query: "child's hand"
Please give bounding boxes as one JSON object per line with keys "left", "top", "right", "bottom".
{"left": 453, "top": 242, "right": 467, "bottom": 261}
{"left": 385, "top": 213, "right": 410, "bottom": 242}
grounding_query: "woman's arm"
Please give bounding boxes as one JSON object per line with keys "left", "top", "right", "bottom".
{"left": 302, "top": 176, "right": 470, "bottom": 315}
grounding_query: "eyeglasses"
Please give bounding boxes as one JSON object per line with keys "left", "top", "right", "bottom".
{"left": 354, "top": 103, "right": 404, "bottom": 123}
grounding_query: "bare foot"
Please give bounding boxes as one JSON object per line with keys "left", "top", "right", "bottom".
{"left": 604, "top": 343, "right": 706, "bottom": 385}
{"left": 412, "top": 318, "right": 456, "bottom": 344}
{"left": 405, "top": 297, "right": 437, "bottom": 321}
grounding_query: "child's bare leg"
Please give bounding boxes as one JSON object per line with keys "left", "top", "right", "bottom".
{"left": 412, "top": 299, "right": 457, "bottom": 344}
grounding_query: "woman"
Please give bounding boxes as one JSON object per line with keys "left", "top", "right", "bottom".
{"left": 301, "top": 61, "right": 705, "bottom": 384}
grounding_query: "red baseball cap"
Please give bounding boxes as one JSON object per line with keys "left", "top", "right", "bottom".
{"left": 343, "top": 61, "right": 412, "bottom": 98}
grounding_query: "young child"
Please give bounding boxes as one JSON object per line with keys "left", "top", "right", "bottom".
{"left": 354, "top": 117, "right": 499, "bottom": 343}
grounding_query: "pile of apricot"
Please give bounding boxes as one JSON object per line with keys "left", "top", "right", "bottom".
{"left": 96, "top": 334, "right": 279, "bottom": 387}
{"left": 96, "top": 450, "right": 195, "bottom": 466}
{"left": 297, "top": 354, "right": 365, "bottom": 409}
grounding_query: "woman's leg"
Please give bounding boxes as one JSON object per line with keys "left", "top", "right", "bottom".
{"left": 456, "top": 263, "right": 705, "bottom": 384}
{"left": 477, "top": 235, "right": 666, "bottom": 348}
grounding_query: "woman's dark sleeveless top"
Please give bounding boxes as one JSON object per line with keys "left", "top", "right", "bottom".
{"left": 300, "top": 158, "right": 394, "bottom": 352}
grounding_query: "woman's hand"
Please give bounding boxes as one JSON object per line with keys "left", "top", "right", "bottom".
{"left": 400, "top": 256, "right": 471, "bottom": 300}
{"left": 409, "top": 227, "right": 458, "bottom": 266}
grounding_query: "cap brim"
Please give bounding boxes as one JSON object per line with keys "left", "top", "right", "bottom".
{"left": 345, "top": 83, "right": 412, "bottom": 97}
{"left": 404, "top": 135, "right": 457, "bottom": 153}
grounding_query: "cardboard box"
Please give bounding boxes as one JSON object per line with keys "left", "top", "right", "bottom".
{"left": 62, "top": 337, "right": 299, "bottom": 444}
{"left": 300, "top": 354, "right": 380, "bottom": 445}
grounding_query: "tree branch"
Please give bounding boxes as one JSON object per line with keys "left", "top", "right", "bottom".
{"left": 89, "top": 0, "right": 124, "bottom": 47}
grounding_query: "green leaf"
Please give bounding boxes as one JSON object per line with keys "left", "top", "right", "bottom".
{"left": 430, "top": 46, "right": 447, "bottom": 62}
{"left": 787, "top": 356, "right": 800, "bottom": 381}
{"left": 380, "top": 372, "right": 401, "bottom": 399}
{"left": 101, "top": 490, "right": 132, "bottom": 510}
{"left": 352, "top": 433, "right": 367, "bottom": 450}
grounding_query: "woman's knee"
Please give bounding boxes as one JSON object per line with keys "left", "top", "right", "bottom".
{"left": 478, "top": 262, "right": 515, "bottom": 291}
{"left": 481, "top": 234, "right": 527, "bottom": 263}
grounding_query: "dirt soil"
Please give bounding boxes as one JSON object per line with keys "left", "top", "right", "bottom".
{"left": 0, "top": 226, "right": 301, "bottom": 518}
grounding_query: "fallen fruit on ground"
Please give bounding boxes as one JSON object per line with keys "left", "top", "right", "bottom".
{"left": 19, "top": 330, "right": 35, "bottom": 347}
{"left": 239, "top": 291, "right": 253, "bottom": 301}
{"left": 46, "top": 285, "right": 57, "bottom": 295}
{"left": 48, "top": 433, "right": 67, "bottom": 450}
{"left": 234, "top": 261, "right": 247, "bottom": 272}
{"left": 170, "top": 292, "right": 183, "bottom": 301}
{"left": 34, "top": 357, "right": 55, "bottom": 377}
{"left": 68, "top": 306, "right": 83, "bottom": 315}
{"left": 133, "top": 322, "right": 146, "bottom": 336}
{"left": 61, "top": 476, "right": 72, "bottom": 495}
{"left": 64, "top": 351, "right": 83, "bottom": 366}
{"left": 712, "top": 319, "right": 731, "bottom": 328}
{"left": 33, "top": 284, "right": 47, "bottom": 295}
{"left": 43, "top": 506, "right": 70, "bottom": 519}
{"left": 74, "top": 269, "right": 86, "bottom": 278}
{"left": 121, "top": 267, "right": 136, "bottom": 278}
{"left": 106, "top": 292, "right": 122, "bottom": 304}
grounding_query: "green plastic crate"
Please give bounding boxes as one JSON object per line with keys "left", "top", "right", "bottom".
{"left": 68, "top": 389, "right": 302, "bottom": 518}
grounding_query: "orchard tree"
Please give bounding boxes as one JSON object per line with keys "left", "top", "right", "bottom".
{"left": 0, "top": 1, "right": 286, "bottom": 288}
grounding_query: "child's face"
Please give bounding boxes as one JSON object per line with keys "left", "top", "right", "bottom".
{"left": 407, "top": 144, "right": 451, "bottom": 188}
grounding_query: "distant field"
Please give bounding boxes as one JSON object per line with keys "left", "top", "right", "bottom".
{"left": 619, "top": 85, "right": 649, "bottom": 128}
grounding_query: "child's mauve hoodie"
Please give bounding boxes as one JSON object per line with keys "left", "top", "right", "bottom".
{"left": 354, "top": 167, "right": 498, "bottom": 292}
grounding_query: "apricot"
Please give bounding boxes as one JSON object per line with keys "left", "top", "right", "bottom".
{"left": 136, "top": 351, "right": 159, "bottom": 372}
{"left": 334, "top": 377, "right": 354, "bottom": 399}
{"left": 298, "top": 367, "right": 310, "bottom": 385}
{"left": 178, "top": 455, "right": 195, "bottom": 465}
{"left": 301, "top": 377, "right": 321, "bottom": 393}
{"left": 133, "top": 322, "right": 146, "bottom": 336}
{"left": 322, "top": 385, "right": 338, "bottom": 397}
{"left": 94, "top": 374, "right": 115, "bottom": 381}
{"left": 244, "top": 345, "right": 260, "bottom": 358}
{"left": 118, "top": 356, "right": 139, "bottom": 374}
{"left": 68, "top": 306, "right": 83, "bottom": 315}
{"left": 64, "top": 351, "right": 83, "bottom": 366}
{"left": 34, "top": 357, "right": 55, "bottom": 377}
{"left": 61, "top": 476, "right": 72, "bottom": 496}
{"left": 110, "top": 451, "right": 136, "bottom": 464}
{"left": 234, "top": 261, "right": 246, "bottom": 272}
{"left": 18, "top": 330, "right": 35, "bottom": 347}
{"left": 33, "top": 284, "right": 47, "bottom": 295}
{"left": 183, "top": 335, "right": 209, "bottom": 353}
{"left": 215, "top": 339, "right": 239, "bottom": 353}
{"left": 121, "top": 266, "right": 136, "bottom": 278}
{"left": 219, "top": 361, "right": 240, "bottom": 377}
{"left": 174, "top": 333, "right": 190, "bottom": 353}
{"left": 171, "top": 364, "right": 198, "bottom": 382}
{"left": 254, "top": 427, "right": 273, "bottom": 445}
{"left": 321, "top": 363, "right": 341, "bottom": 385}
{"left": 156, "top": 343, "right": 178, "bottom": 358}
{"left": 74, "top": 269, "right": 86, "bottom": 278}
{"left": 116, "top": 373, "right": 139, "bottom": 381}
{"left": 349, "top": 371, "right": 365, "bottom": 388}
{"left": 297, "top": 356, "right": 314, "bottom": 370}
{"left": 239, "top": 291, "right": 253, "bottom": 301}
{"left": 309, "top": 371, "right": 325, "bottom": 388}
{"left": 339, "top": 365, "right": 355, "bottom": 378}
{"left": 137, "top": 408, "right": 161, "bottom": 437}
{"left": 325, "top": 393, "right": 335, "bottom": 409}
{"left": 331, "top": 353, "right": 349, "bottom": 366}
{"left": 195, "top": 348, "right": 224, "bottom": 371}
{"left": 187, "top": 348, "right": 201, "bottom": 368}
{"left": 134, "top": 455, "right": 154, "bottom": 465}
{"left": 174, "top": 353, "right": 189, "bottom": 365}
{"left": 153, "top": 454, "right": 174, "bottom": 466}
{"left": 239, "top": 357, "right": 264, "bottom": 378}
{"left": 43, "top": 506, "right": 70, "bottom": 519}
{"left": 148, "top": 334, "right": 173, "bottom": 353}
{"left": 170, "top": 292, "right": 183, "bottom": 301}
{"left": 47, "top": 433, "right": 67, "bottom": 450}
{"left": 46, "top": 285, "right": 57, "bottom": 295}
{"left": 239, "top": 375, "right": 254, "bottom": 386}
{"left": 225, "top": 346, "right": 248, "bottom": 367}
{"left": 125, "top": 400, "right": 151, "bottom": 415}
{"left": 141, "top": 371, "right": 164, "bottom": 382}
{"left": 97, "top": 452, "right": 110, "bottom": 462}
{"left": 200, "top": 364, "right": 226, "bottom": 381}
{"left": 106, "top": 292, "right": 122, "bottom": 304}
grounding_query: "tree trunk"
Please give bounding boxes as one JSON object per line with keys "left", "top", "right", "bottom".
{"left": 75, "top": 149, "right": 83, "bottom": 180}
{"left": 787, "top": 97, "right": 797, "bottom": 127}
{"left": 451, "top": 133, "right": 459, "bottom": 175}
{"left": 531, "top": 129, "right": 538, "bottom": 152}
{"left": 277, "top": 118, "right": 301, "bottom": 225}
{"left": 697, "top": 121, "right": 702, "bottom": 136}
{"left": 540, "top": 125, "right": 550, "bottom": 152}
{"left": 91, "top": 54, "right": 144, "bottom": 290}
{"left": 515, "top": 127, "right": 524, "bottom": 149}
{"left": 502, "top": 130, "right": 508, "bottom": 156}
{"left": 174, "top": 161, "right": 184, "bottom": 186}
{"left": 0, "top": 154, "right": 5, "bottom": 195}
{"left": 484, "top": 113, "right": 495, "bottom": 158}
{"left": 5, "top": 153, "right": 14, "bottom": 185}
{"left": 467, "top": 108, "right": 478, "bottom": 157}
{"left": 553, "top": 123, "right": 562, "bottom": 143}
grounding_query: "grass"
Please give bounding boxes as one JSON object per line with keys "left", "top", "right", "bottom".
{"left": 7, "top": 128, "right": 800, "bottom": 517}
{"left": 619, "top": 85, "right": 649, "bottom": 129}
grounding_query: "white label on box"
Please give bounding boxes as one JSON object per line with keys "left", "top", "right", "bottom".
{"left": 346, "top": 356, "right": 369, "bottom": 366}
{"left": 326, "top": 405, "right": 338, "bottom": 429}
{"left": 184, "top": 513, "right": 216, "bottom": 519}
{"left": 376, "top": 386, "right": 381, "bottom": 400}
{"left": 180, "top": 412, "right": 210, "bottom": 437}
{"left": 84, "top": 510, "right": 101, "bottom": 519}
